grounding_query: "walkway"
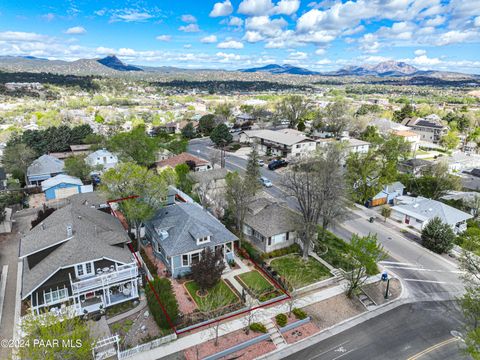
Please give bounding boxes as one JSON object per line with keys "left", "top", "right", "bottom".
{"left": 128, "top": 274, "right": 386, "bottom": 360}
{"left": 106, "top": 298, "right": 147, "bottom": 325}
{"left": 222, "top": 255, "right": 253, "bottom": 297}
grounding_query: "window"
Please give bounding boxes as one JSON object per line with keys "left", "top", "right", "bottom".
{"left": 197, "top": 236, "right": 210, "bottom": 245}
{"left": 75, "top": 262, "right": 94, "bottom": 278}
{"left": 182, "top": 255, "right": 189, "bottom": 267}
{"left": 76, "top": 264, "right": 84, "bottom": 277}
{"left": 85, "top": 262, "right": 92, "bottom": 274}
{"left": 44, "top": 288, "right": 68, "bottom": 304}
{"left": 191, "top": 253, "right": 200, "bottom": 264}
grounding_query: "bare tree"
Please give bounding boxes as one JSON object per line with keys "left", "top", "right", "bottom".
{"left": 195, "top": 180, "right": 213, "bottom": 209}
{"left": 208, "top": 149, "right": 222, "bottom": 169}
{"left": 277, "top": 95, "right": 312, "bottom": 129}
{"left": 283, "top": 271, "right": 304, "bottom": 316}
{"left": 225, "top": 172, "right": 255, "bottom": 235}
{"left": 317, "top": 100, "right": 353, "bottom": 138}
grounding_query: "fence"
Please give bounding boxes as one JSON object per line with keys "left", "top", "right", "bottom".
{"left": 118, "top": 333, "right": 177, "bottom": 359}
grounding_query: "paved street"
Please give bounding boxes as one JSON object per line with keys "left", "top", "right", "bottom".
{"left": 282, "top": 301, "right": 468, "bottom": 360}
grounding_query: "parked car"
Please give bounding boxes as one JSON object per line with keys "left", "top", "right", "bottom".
{"left": 268, "top": 159, "right": 288, "bottom": 171}
{"left": 259, "top": 176, "right": 273, "bottom": 188}
{"left": 257, "top": 159, "right": 265, "bottom": 166}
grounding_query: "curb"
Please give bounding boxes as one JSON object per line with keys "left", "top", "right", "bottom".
{"left": 0, "top": 265, "right": 8, "bottom": 326}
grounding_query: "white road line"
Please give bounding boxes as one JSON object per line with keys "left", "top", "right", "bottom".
{"left": 380, "top": 261, "right": 418, "bottom": 266}
{"left": 403, "top": 278, "right": 451, "bottom": 284}
{"left": 383, "top": 266, "right": 464, "bottom": 274}
{"left": 331, "top": 349, "right": 355, "bottom": 360}
{"left": 307, "top": 341, "right": 350, "bottom": 360}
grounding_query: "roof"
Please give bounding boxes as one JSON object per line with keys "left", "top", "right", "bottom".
{"left": 20, "top": 202, "right": 132, "bottom": 298}
{"left": 156, "top": 152, "right": 209, "bottom": 168}
{"left": 27, "top": 155, "right": 64, "bottom": 177}
{"left": 189, "top": 168, "right": 229, "bottom": 184}
{"left": 242, "top": 129, "right": 313, "bottom": 146}
{"left": 244, "top": 198, "right": 301, "bottom": 237}
{"left": 370, "top": 118, "right": 410, "bottom": 133}
{"left": 67, "top": 192, "right": 108, "bottom": 208}
{"left": 41, "top": 174, "right": 83, "bottom": 191}
{"left": 86, "top": 149, "right": 116, "bottom": 161}
{"left": 404, "top": 117, "right": 446, "bottom": 129}
{"left": 385, "top": 181, "right": 405, "bottom": 193}
{"left": 70, "top": 144, "right": 92, "bottom": 151}
{"left": 146, "top": 202, "right": 238, "bottom": 257}
{"left": 399, "top": 158, "right": 432, "bottom": 168}
{"left": 393, "top": 130, "right": 419, "bottom": 137}
{"left": 343, "top": 138, "right": 370, "bottom": 147}
{"left": 392, "top": 197, "right": 472, "bottom": 226}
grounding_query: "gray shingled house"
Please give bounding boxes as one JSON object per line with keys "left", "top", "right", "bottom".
{"left": 243, "top": 198, "right": 301, "bottom": 253}
{"left": 27, "top": 154, "right": 65, "bottom": 186}
{"left": 145, "top": 202, "right": 238, "bottom": 278}
{"left": 19, "top": 198, "right": 139, "bottom": 316}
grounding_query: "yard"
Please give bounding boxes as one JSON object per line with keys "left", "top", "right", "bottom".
{"left": 236, "top": 270, "right": 281, "bottom": 301}
{"left": 269, "top": 255, "right": 331, "bottom": 288}
{"left": 184, "top": 280, "right": 239, "bottom": 311}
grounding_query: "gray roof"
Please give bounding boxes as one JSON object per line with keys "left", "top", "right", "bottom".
{"left": 41, "top": 174, "right": 83, "bottom": 191}
{"left": 146, "top": 202, "right": 238, "bottom": 257}
{"left": 242, "top": 129, "right": 313, "bottom": 146}
{"left": 67, "top": 192, "right": 108, "bottom": 208}
{"left": 392, "top": 197, "right": 472, "bottom": 226}
{"left": 385, "top": 181, "right": 405, "bottom": 193}
{"left": 27, "top": 155, "right": 64, "bottom": 177}
{"left": 244, "top": 198, "right": 301, "bottom": 237}
{"left": 189, "top": 168, "right": 229, "bottom": 184}
{"left": 20, "top": 202, "right": 132, "bottom": 298}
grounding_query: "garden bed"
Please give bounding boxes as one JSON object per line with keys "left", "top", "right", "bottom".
{"left": 236, "top": 270, "right": 282, "bottom": 302}
{"left": 184, "top": 280, "right": 239, "bottom": 310}
{"left": 269, "top": 255, "right": 331, "bottom": 288}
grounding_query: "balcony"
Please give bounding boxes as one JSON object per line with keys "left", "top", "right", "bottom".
{"left": 71, "top": 262, "right": 138, "bottom": 294}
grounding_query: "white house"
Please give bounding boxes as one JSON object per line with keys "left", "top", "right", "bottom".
{"left": 85, "top": 149, "right": 118, "bottom": 171}
{"left": 391, "top": 196, "right": 472, "bottom": 234}
{"left": 341, "top": 138, "right": 370, "bottom": 154}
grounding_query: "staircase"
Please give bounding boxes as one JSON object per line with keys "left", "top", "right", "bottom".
{"left": 264, "top": 319, "right": 287, "bottom": 349}
{"left": 331, "top": 268, "right": 344, "bottom": 280}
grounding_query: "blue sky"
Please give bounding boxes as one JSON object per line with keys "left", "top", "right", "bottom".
{"left": 1, "top": 0, "right": 480, "bottom": 73}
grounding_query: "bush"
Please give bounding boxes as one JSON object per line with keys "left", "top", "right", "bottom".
{"left": 292, "top": 308, "right": 307, "bottom": 320}
{"left": 262, "top": 244, "right": 301, "bottom": 259}
{"left": 421, "top": 217, "right": 456, "bottom": 254}
{"left": 140, "top": 248, "right": 158, "bottom": 277}
{"left": 275, "top": 313, "right": 287, "bottom": 327}
{"left": 241, "top": 241, "right": 262, "bottom": 262}
{"left": 145, "top": 277, "right": 179, "bottom": 330}
{"left": 249, "top": 322, "right": 267, "bottom": 333}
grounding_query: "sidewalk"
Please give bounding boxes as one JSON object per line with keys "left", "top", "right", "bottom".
{"left": 128, "top": 274, "right": 386, "bottom": 360}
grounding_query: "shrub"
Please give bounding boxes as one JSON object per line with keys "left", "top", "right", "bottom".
{"left": 145, "top": 277, "right": 179, "bottom": 330}
{"left": 292, "top": 308, "right": 307, "bottom": 320}
{"left": 241, "top": 241, "right": 262, "bottom": 262}
{"left": 421, "top": 217, "right": 456, "bottom": 254}
{"left": 263, "top": 244, "right": 301, "bottom": 259}
{"left": 140, "top": 248, "right": 158, "bottom": 277}
{"left": 275, "top": 313, "right": 287, "bottom": 327}
{"left": 249, "top": 322, "right": 267, "bottom": 333}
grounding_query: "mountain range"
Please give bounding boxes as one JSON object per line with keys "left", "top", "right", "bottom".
{"left": 0, "top": 55, "right": 477, "bottom": 81}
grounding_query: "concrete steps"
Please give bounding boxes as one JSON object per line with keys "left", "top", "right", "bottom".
{"left": 264, "top": 319, "right": 287, "bottom": 349}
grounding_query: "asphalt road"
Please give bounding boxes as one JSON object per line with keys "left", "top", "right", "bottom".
{"left": 283, "top": 301, "right": 469, "bottom": 360}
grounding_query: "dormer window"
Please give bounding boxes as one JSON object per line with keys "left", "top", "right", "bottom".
{"left": 197, "top": 236, "right": 210, "bottom": 245}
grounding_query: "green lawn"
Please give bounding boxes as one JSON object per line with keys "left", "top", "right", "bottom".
{"left": 270, "top": 254, "right": 331, "bottom": 288}
{"left": 184, "top": 280, "right": 238, "bottom": 311}
{"left": 237, "top": 271, "right": 275, "bottom": 295}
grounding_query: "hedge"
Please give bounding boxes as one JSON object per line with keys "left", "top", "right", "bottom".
{"left": 140, "top": 248, "right": 158, "bottom": 277}
{"left": 275, "top": 313, "right": 287, "bottom": 327}
{"left": 240, "top": 241, "right": 262, "bottom": 262}
{"left": 145, "top": 277, "right": 179, "bottom": 329}
{"left": 292, "top": 308, "right": 307, "bottom": 320}
{"left": 249, "top": 322, "right": 267, "bottom": 333}
{"left": 262, "top": 244, "right": 301, "bottom": 259}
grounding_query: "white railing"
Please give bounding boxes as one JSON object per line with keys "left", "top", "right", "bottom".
{"left": 118, "top": 333, "right": 177, "bottom": 359}
{"left": 71, "top": 263, "right": 138, "bottom": 294}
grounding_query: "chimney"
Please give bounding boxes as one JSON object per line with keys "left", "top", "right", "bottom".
{"left": 66, "top": 225, "right": 73, "bottom": 237}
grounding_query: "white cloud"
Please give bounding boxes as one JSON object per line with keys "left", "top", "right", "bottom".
{"left": 316, "top": 58, "right": 332, "bottom": 64}
{"left": 315, "top": 48, "right": 326, "bottom": 55}
{"left": 244, "top": 31, "right": 265, "bottom": 42}
{"left": 409, "top": 54, "right": 441, "bottom": 66}
{"left": 238, "top": 0, "right": 274, "bottom": 16}
{"left": 359, "top": 33, "right": 381, "bottom": 53}
{"left": 184, "top": 44, "right": 192, "bottom": 49}
{"left": 228, "top": 16, "right": 244, "bottom": 26}
{"left": 475, "top": 16, "right": 480, "bottom": 27}
{"left": 274, "top": 0, "right": 300, "bottom": 15}
{"left": 435, "top": 30, "right": 478, "bottom": 46}
{"left": 201, "top": 35, "right": 218, "bottom": 43}
{"left": 414, "top": 49, "right": 426, "bottom": 56}
{"left": 0, "top": 31, "right": 47, "bottom": 42}
{"left": 288, "top": 51, "right": 307, "bottom": 60}
{"left": 181, "top": 14, "right": 197, "bottom": 23}
{"left": 156, "top": 35, "right": 171, "bottom": 42}
{"left": 65, "top": 26, "right": 86, "bottom": 35}
{"left": 178, "top": 24, "right": 200, "bottom": 32}
{"left": 216, "top": 52, "right": 242, "bottom": 62}
{"left": 42, "top": 13, "right": 55, "bottom": 22}
{"left": 424, "top": 15, "right": 445, "bottom": 27}
{"left": 110, "top": 10, "right": 153, "bottom": 23}
{"left": 96, "top": 46, "right": 116, "bottom": 55}
{"left": 217, "top": 39, "right": 244, "bottom": 49}
{"left": 210, "top": 0, "right": 233, "bottom": 17}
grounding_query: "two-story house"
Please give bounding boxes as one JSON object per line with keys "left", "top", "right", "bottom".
{"left": 145, "top": 202, "right": 238, "bottom": 278}
{"left": 20, "top": 199, "right": 139, "bottom": 316}
{"left": 403, "top": 115, "right": 448, "bottom": 144}
{"left": 85, "top": 149, "right": 118, "bottom": 172}
{"left": 27, "top": 155, "right": 65, "bottom": 186}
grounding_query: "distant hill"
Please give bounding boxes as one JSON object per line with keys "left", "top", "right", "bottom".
{"left": 97, "top": 55, "right": 143, "bottom": 72}
{"left": 332, "top": 61, "right": 419, "bottom": 77}
{"left": 240, "top": 64, "right": 320, "bottom": 75}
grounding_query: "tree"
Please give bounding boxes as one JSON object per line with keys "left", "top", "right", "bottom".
{"left": 380, "top": 206, "right": 392, "bottom": 222}
{"left": 277, "top": 95, "right": 311, "bottom": 129}
{"left": 210, "top": 124, "right": 232, "bottom": 147}
{"left": 19, "top": 311, "right": 93, "bottom": 360}
{"left": 181, "top": 122, "right": 196, "bottom": 139}
{"left": 360, "top": 125, "right": 383, "bottom": 145}
{"left": 145, "top": 277, "right": 179, "bottom": 329}
{"left": 191, "top": 248, "right": 225, "bottom": 294}
{"left": 421, "top": 217, "right": 455, "bottom": 254}
{"left": 108, "top": 125, "right": 158, "bottom": 166}
{"left": 410, "top": 161, "right": 461, "bottom": 199}
{"left": 174, "top": 163, "right": 193, "bottom": 193}
{"left": 225, "top": 172, "right": 255, "bottom": 234}
{"left": 393, "top": 103, "right": 415, "bottom": 123}
{"left": 64, "top": 155, "right": 93, "bottom": 182}
{"left": 245, "top": 146, "right": 261, "bottom": 194}
{"left": 2, "top": 142, "right": 36, "bottom": 185}
{"left": 346, "top": 150, "right": 383, "bottom": 205}
{"left": 440, "top": 130, "right": 461, "bottom": 150}
{"left": 214, "top": 103, "right": 233, "bottom": 123}
{"left": 346, "top": 234, "right": 387, "bottom": 297}
{"left": 319, "top": 100, "right": 352, "bottom": 138}
{"left": 198, "top": 114, "right": 216, "bottom": 136}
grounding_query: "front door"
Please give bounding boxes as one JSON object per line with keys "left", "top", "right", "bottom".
{"left": 405, "top": 215, "right": 410, "bottom": 224}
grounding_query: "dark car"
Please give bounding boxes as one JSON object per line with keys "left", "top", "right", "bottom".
{"left": 268, "top": 159, "right": 288, "bottom": 170}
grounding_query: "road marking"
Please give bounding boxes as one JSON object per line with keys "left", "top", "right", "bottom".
{"left": 383, "top": 266, "right": 464, "bottom": 274}
{"left": 307, "top": 341, "right": 350, "bottom": 360}
{"left": 407, "top": 337, "right": 460, "bottom": 360}
{"left": 380, "top": 261, "right": 418, "bottom": 267}
{"left": 403, "top": 278, "right": 452, "bottom": 284}
{"left": 330, "top": 349, "right": 355, "bottom": 360}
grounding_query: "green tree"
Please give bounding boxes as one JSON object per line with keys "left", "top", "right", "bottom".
{"left": 145, "top": 277, "right": 179, "bottom": 330}
{"left": 181, "top": 122, "right": 196, "bottom": 139}
{"left": 210, "top": 123, "right": 232, "bottom": 147}
{"left": 360, "top": 125, "right": 383, "bottom": 145}
{"left": 214, "top": 103, "right": 233, "bottom": 123}
{"left": 64, "top": 155, "right": 93, "bottom": 182}
{"left": 410, "top": 162, "right": 461, "bottom": 199}
{"left": 346, "top": 150, "right": 382, "bottom": 205}
{"left": 319, "top": 100, "right": 352, "bottom": 138}
{"left": 380, "top": 206, "right": 392, "bottom": 222}
{"left": 174, "top": 163, "right": 193, "bottom": 194}
{"left": 421, "top": 217, "right": 455, "bottom": 254}
{"left": 393, "top": 103, "right": 415, "bottom": 123}
{"left": 440, "top": 130, "right": 461, "bottom": 150}
{"left": 2, "top": 142, "right": 36, "bottom": 185}
{"left": 108, "top": 125, "right": 158, "bottom": 166}
{"left": 346, "top": 234, "right": 387, "bottom": 297}
{"left": 245, "top": 146, "right": 261, "bottom": 194}
{"left": 277, "top": 95, "right": 311, "bottom": 129}
{"left": 198, "top": 114, "right": 216, "bottom": 136}
{"left": 19, "top": 311, "right": 93, "bottom": 360}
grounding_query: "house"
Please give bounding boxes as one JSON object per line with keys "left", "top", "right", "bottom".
{"left": 41, "top": 174, "right": 93, "bottom": 201}
{"left": 156, "top": 149, "right": 174, "bottom": 162}
{"left": 70, "top": 144, "right": 92, "bottom": 157}
{"left": 243, "top": 198, "right": 301, "bottom": 253}
{"left": 85, "top": 149, "right": 118, "bottom": 171}
{"left": 155, "top": 152, "right": 212, "bottom": 172}
{"left": 370, "top": 118, "right": 410, "bottom": 134}
{"left": 393, "top": 130, "right": 421, "bottom": 152}
{"left": 145, "top": 202, "right": 238, "bottom": 278}
{"left": 341, "top": 138, "right": 370, "bottom": 154}
{"left": 402, "top": 116, "right": 448, "bottom": 144}
{"left": 27, "top": 155, "right": 65, "bottom": 186}
{"left": 391, "top": 196, "right": 472, "bottom": 234}
{"left": 19, "top": 201, "right": 139, "bottom": 316}
{"left": 189, "top": 168, "right": 229, "bottom": 216}
{"left": 239, "top": 129, "right": 317, "bottom": 159}
{"left": 398, "top": 158, "right": 432, "bottom": 177}
{"left": 368, "top": 182, "right": 405, "bottom": 207}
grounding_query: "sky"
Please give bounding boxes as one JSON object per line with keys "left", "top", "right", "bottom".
{"left": 0, "top": 0, "right": 480, "bottom": 73}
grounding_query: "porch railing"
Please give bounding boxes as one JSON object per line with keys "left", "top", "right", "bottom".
{"left": 71, "top": 263, "right": 138, "bottom": 294}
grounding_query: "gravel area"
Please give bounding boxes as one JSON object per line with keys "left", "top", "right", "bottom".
{"left": 172, "top": 279, "right": 198, "bottom": 315}
{"left": 303, "top": 293, "right": 366, "bottom": 330}
{"left": 283, "top": 322, "right": 319, "bottom": 344}
{"left": 361, "top": 279, "right": 401, "bottom": 305}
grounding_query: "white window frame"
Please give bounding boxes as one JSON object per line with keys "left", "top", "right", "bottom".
{"left": 44, "top": 288, "right": 69, "bottom": 305}
{"left": 75, "top": 261, "right": 94, "bottom": 278}
{"left": 182, "top": 254, "right": 189, "bottom": 267}
{"left": 197, "top": 235, "right": 210, "bottom": 245}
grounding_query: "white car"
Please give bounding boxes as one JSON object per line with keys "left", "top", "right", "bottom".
{"left": 259, "top": 176, "right": 273, "bottom": 188}
{"left": 257, "top": 159, "right": 265, "bottom": 166}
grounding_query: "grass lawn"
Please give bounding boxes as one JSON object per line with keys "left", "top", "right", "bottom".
{"left": 184, "top": 280, "right": 238, "bottom": 311}
{"left": 270, "top": 255, "right": 331, "bottom": 288}
{"left": 237, "top": 271, "right": 276, "bottom": 295}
